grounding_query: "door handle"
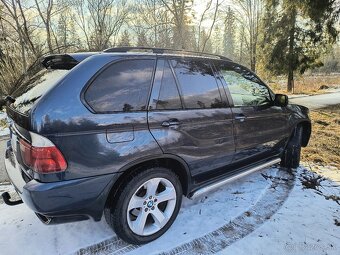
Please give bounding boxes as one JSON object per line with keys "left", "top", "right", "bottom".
{"left": 234, "top": 114, "right": 246, "bottom": 122}
{"left": 161, "top": 119, "right": 180, "bottom": 127}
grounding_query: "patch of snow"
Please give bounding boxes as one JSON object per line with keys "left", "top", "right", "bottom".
{"left": 0, "top": 111, "right": 6, "bottom": 120}
{"left": 0, "top": 111, "right": 9, "bottom": 137}
{"left": 0, "top": 166, "right": 339, "bottom": 255}
{"left": 222, "top": 168, "right": 340, "bottom": 255}
{"left": 0, "top": 167, "right": 275, "bottom": 255}
{"left": 0, "top": 128, "right": 9, "bottom": 136}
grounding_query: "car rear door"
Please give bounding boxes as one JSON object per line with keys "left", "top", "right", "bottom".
{"left": 148, "top": 57, "right": 235, "bottom": 182}
{"left": 214, "top": 61, "right": 290, "bottom": 165}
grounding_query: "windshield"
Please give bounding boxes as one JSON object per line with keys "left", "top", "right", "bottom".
{"left": 13, "top": 69, "right": 69, "bottom": 114}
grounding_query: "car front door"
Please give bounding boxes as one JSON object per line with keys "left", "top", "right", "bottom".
{"left": 148, "top": 58, "right": 235, "bottom": 182}
{"left": 215, "top": 61, "right": 290, "bottom": 165}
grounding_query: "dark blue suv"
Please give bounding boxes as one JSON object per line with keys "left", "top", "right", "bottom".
{"left": 3, "top": 47, "right": 311, "bottom": 244}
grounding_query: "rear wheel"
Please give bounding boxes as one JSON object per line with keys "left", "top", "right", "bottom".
{"left": 281, "top": 126, "right": 303, "bottom": 169}
{"left": 105, "top": 167, "right": 182, "bottom": 244}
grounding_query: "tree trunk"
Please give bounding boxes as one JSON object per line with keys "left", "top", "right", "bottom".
{"left": 251, "top": 47, "right": 256, "bottom": 72}
{"left": 287, "top": 68, "right": 294, "bottom": 92}
{"left": 287, "top": 8, "right": 297, "bottom": 92}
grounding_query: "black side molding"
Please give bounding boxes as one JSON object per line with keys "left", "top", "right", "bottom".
{"left": 1, "top": 192, "right": 23, "bottom": 206}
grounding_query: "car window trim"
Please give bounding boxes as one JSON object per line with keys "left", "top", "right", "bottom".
{"left": 210, "top": 61, "right": 231, "bottom": 108}
{"left": 147, "top": 57, "right": 184, "bottom": 112}
{"left": 81, "top": 56, "right": 157, "bottom": 114}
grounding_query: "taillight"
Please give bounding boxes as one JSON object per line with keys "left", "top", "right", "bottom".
{"left": 19, "top": 137, "right": 67, "bottom": 173}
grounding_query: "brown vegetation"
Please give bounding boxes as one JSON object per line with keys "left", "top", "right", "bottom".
{"left": 301, "top": 104, "right": 340, "bottom": 168}
{"left": 268, "top": 74, "right": 340, "bottom": 95}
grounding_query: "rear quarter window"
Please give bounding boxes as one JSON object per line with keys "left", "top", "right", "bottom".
{"left": 84, "top": 59, "right": 155, "bottom": 113}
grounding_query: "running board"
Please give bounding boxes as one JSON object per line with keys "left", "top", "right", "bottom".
{"left": 189, "top": 158, "right": 281, "bottom": 199}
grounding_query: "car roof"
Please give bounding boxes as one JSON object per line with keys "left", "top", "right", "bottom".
{"left": 103, "top": 47, "right": 233, "bottom": 61}
{"left": 41, "top": 47, "right": 234, "bottom": 70}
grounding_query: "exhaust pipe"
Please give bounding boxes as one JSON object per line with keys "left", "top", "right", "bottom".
{"left": 35, "top": 212, "right": 89, "bottom": 225}
{"left": 1, "top": 192, "right": 23, "bottom": 206}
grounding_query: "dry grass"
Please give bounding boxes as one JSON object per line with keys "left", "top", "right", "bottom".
{"left": 267, "top": 74, "right": 340, "bottom": 95}
{"left": 302, "top": 104, "right": 340, "bottom": 168}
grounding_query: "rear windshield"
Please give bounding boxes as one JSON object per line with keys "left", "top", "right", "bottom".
{"left": 13, "top": 69, "right": 69, "bottom": 114}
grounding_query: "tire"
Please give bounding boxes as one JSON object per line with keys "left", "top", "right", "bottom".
{"left": 105, "top": 167, "right": 182, "bottom": 244}
{"left": 281, "top": 126, "right": 303, "bottom": 169}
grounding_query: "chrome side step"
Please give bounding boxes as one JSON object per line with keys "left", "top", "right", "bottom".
{"left": 190, "top": 158, "right": 281, "bottom": 199}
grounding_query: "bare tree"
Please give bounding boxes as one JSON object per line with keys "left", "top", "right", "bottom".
{"left": 200, "top": 0, "right": 220, "bottom": 52}
{"left": 132, "top": 0, "right": 172, "bottom": 47}
{"left": 73, "top": 0, "right": 129, "bottom": 50}
{"left": 34, "top": 0, "right": 55, "bottom": 53}
{"left": 1, "top": 0, "right": 28, "bottom": 70}
{"left": 233, "top": 0, "right": 264, "bottom": 71}
{"left": 160, "top": 0, "right": 194, "bottom": 49}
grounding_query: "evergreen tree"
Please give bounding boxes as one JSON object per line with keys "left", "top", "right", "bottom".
{"left": 212, "top": 25, "right": 223, "bottom": 55}
{"left": 118, "top": 30, "right": 131, "bottom": 47}
{"left": 262, "top": 0, "right": 339, "bottom": 92}
{"left": 137, "top": 30, "right": 149, "bottom": 47}
{"left": 238, "top": 25, "right": 246, "bottom": 65}
{"left": 223, "top": 7, "right": 236, "bottom": 59}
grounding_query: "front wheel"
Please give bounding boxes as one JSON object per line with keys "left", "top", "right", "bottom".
{"left": 105, "top": 167, "right": 182, "bottom": 244}
{"left": 281, "top": 126, "right": 303, "bottom": 169}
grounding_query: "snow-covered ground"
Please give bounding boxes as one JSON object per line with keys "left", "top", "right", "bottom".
{"left": 0, "top": 166, "right": 339, "bottom": 255}
{"left": 0, "top": 111, "right": 9, "bottom": 136}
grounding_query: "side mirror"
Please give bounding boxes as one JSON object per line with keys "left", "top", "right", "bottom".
{"left": 274, "top": 94, "right": 288, "bottom": 107}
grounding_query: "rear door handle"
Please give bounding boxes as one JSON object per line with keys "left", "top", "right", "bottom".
{"left": 234, "top": 114, "right": 246, "bottom": 122}
{"left": 161, "top": 119, "right": 180, "bottom": 127}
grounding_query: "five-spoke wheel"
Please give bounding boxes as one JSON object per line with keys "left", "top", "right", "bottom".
{"left": 105, "top": 167, "right": 182, "bottom": 244}
{"left": 127, "top": 178, "right": 177, "bottom": 236}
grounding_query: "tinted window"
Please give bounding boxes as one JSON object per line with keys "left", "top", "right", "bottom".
{"left": 171, "top": 59, "right": 224, "bottom": 109}
{"left": 155, "top": 61, "right": 182, "bottom": 110}
{"left": 85, "top": 59, "right": 154, "bottom": 112}
{"left": 219, "top": 63, "right": 271, "bottom": 107}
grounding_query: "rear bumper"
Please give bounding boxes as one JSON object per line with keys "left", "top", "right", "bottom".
{"left": 4, "top": 145, "right": 119, "bottom": 222}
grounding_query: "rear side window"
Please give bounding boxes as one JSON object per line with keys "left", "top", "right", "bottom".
{"left": 85, "top": 59, "right": 155, "bottom": 112}
{"left": 148, "top": 59, "right": 183, "bottom": 111}
{"left": 170, "top": 59, "right": 224, "bottom": 109}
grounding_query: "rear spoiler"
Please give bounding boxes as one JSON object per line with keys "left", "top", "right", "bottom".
{"left": 6, "top": 103, "right": 30, "bottom": 130}
{"left": 41, "top": 52, "right": 98, "bottom": 70}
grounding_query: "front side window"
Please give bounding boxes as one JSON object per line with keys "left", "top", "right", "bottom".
{"left": 84, "top": 59, "right": 154, "bottom": 112}
{"left": 171, "top": 59, "right": 224, "bottom": 109}
{"left": 218, "top": 63, "right": 271, "bottom": 107}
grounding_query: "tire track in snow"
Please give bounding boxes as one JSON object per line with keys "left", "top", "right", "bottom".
{"left": 158, "top": 168, "right": 295, "bottom": 255}
{"left": 75, "top": 167, "right": 295, "bottom": 255}
{"left": 77, "top": 236, "right": 139, "bottom": 255}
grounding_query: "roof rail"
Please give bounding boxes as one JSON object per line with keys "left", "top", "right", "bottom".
{"left": 103, "top": 47, "right": 232, "bottom": 61}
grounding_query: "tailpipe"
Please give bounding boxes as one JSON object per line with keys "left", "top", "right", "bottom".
{"left": 35, "top": 213, "right": 89, "bottom": 225}
{"left": 1, "top": 192, "right": 23, "bottom": 206}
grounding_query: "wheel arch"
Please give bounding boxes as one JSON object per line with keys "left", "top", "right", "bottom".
{"left": 296, "top": 121, "right": 311, "bottom": 147}
{"left": 104, "top": 155, "right": 192, "bottom": 209}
